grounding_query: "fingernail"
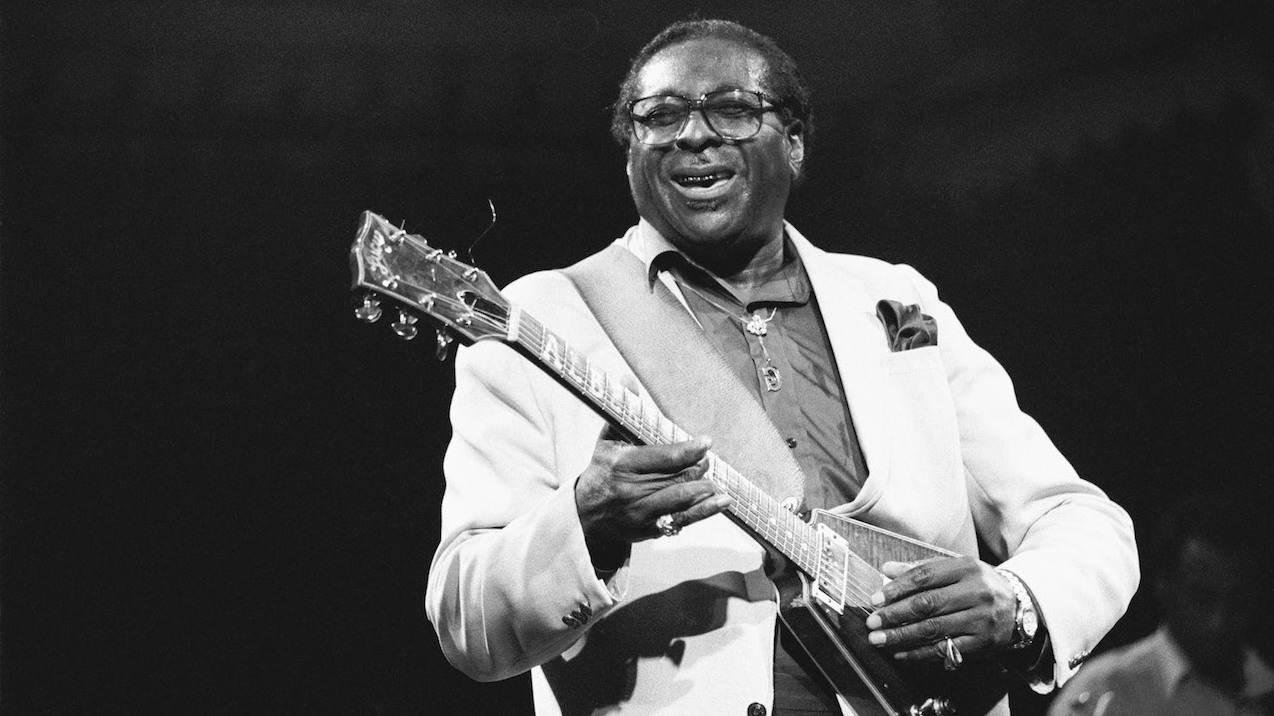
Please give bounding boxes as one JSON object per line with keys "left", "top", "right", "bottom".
{"left": 865, "top": 613, "right": 881, "bottom": 630}
{"left": 870, "top": 591, "right": 885, "bottom": 607}
{"left": 868, "top": 631, "right": 886, "bottom": 646}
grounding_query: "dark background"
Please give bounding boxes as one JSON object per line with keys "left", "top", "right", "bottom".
{"left": 2, "top": 1, "right": 1272, "bottom": 713}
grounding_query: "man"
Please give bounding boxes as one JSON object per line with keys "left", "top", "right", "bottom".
{"left": 425, "top": 19, "right": 1138, "bottom": 715}
{"left": 1048, "top": 497, "right": 1273, "bottom": 716}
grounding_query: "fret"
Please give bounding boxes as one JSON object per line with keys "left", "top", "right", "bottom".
{"left": 582, "top": 364, "right": 599, "bottom": 399}
{"left": 557, "top": 339, "right": 574, "bottom": 378}
{"left": 565, "top": 345, "right": 584, "bottom": 385}
{"left": 636, "top": 398, "right": 652, "bottom": 442}
{"left": 668, "top": 420, "right": 686, "bottom": 444}
{"left": 543, "top": 333, "right": 563, "bottom": 372}
{"left": 570, "top": 352, "right": 586, "bottom": 389}
{"left": 621, "top": 389, "right": 639, "bottom": 430}
{"left": 658, "top": 415, "right": 674, "bottom": 445}
{"left": 593, "top": 369, "right": 608, "bottom": 405}
{"left": 599, "top": 372, "right": 616, "bottom": 414}
{"left": 506, "top": 305, "right": 523, "bottom": 342}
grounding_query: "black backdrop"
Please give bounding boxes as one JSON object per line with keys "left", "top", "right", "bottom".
{"left": 3, "top": 1, "right": 1272, "bottom": 714}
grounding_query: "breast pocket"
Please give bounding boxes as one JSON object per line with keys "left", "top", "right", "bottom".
{"left": 880, "top": 347, "right": 965, "bottom": 521}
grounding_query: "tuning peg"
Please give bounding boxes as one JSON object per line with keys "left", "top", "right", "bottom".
{"left": 355, "top": 294, "right": 383, "bottom": 323}
{"left": 435, "top": 328, "right": 455, "bottom": 360}
{"left": 391, "top": 310, "right": 419, "bottom": 340}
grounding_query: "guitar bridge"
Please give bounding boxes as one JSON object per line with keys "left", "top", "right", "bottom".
{"left": 811, "top": 523, "right": 850, "bottom": 614}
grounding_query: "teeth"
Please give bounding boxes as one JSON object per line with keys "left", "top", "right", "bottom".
{"left": 676, "top": 173, "right": 721, "bottom": 187}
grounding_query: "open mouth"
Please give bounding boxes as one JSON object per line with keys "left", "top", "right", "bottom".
{"left": 673, "top": 171, "right": 733, "bottom": 189}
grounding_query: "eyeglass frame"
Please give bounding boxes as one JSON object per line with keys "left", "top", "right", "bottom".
{"left": 626, "top": 89, "right": 790, "bottom": 146}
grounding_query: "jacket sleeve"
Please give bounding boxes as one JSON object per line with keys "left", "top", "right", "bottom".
{"left": 423, "top": 276, "right": 627, "bottom": 682}
{"left": 902, "top": 265, "right": 1139, "bottom": 690}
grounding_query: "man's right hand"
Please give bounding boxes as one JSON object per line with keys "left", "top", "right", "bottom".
{"left": 575, "top": 424, "right": 731, "bottom": 563}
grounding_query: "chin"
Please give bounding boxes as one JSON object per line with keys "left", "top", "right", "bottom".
{"left": 672, "top": 210, "right": 747, "bottom": 243}
{"left": 676, "top": 226, "right": 745, "bottom": 250}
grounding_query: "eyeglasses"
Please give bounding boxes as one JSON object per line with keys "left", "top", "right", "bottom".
{"left": 628, "top": 89, "right": 786, "bottom": 146}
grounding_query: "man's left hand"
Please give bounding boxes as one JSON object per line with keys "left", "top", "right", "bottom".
{"left": 864, "top": 556, "right": 1018, "bottom": 663}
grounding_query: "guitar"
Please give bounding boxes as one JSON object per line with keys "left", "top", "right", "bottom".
{"left": 349, "top": 211, "right": 1008, "bottom": 716}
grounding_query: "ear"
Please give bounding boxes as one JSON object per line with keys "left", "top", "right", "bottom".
{"left": 785, "top": 121, "right": 806, "bottom": 180}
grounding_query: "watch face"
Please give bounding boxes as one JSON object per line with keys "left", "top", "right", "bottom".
{"left": 1022, "top": 608, "right": 1039, "bottom": 638}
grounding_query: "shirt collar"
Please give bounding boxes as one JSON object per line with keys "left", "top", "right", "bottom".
{"left": 1151, "top": 626, "right": 1197, "bottom": 697}
{"left": 1152, "top": 627, "right": 1274, "bottom": 704}
{"left": 625, "top": 219, "right": 681, "bottom": 279}
{"left": 624, "top": 219, "right": 811, "bottom": 308}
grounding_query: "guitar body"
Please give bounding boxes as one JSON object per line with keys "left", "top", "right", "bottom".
{"left": 771, "top": 510, "right": 1008, "bottom": 716}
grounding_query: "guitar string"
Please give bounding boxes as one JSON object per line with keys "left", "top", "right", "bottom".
{"left": 462, "top": 303, "right": 883, "bottom": 612}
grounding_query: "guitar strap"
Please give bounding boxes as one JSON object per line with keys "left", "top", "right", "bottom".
{"left": 561, "top": 243, "right": 805, "bottom": 505}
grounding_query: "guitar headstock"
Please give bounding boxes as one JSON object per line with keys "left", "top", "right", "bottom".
{"left": 349, "top": 211, "right": 510, "bottom": 353}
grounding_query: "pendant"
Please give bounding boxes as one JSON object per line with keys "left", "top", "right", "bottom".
{"left": 761, "top": 364, "right": 783, "bottom": 392}
{"left": 745, "top": 312, "right": 770, "bottom": 336}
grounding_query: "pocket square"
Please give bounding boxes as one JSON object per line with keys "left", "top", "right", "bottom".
{"left": 876, "top": 299, "right": 938, "bottom": 352}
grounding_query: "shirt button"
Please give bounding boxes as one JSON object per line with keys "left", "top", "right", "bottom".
{"left": 785, "top": 438, "right": 797, "bottom": 448}
{"left": 747, "top": 703, "right": 766, "bottom": 716}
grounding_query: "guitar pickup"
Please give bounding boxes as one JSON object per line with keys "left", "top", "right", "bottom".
{"left": 811, "top": 523, "right": 850, "bottom": 614}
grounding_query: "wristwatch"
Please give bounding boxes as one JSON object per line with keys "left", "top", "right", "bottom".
{"left": 995, "top": 568, "right": 1039, "bottom": 650}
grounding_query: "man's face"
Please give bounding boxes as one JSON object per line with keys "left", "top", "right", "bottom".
{"left": 1158, "top": 537, "right": 1255, "bottom": 685}
{"left": 625, "top": 38, "right": 804, "bottom": 261}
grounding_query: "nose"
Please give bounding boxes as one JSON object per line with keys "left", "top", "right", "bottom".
{"left": 674, "top": 109, "right": 722, "bottom": 151}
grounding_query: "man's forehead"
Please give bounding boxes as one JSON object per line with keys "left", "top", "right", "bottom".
{"left": 635, "top": 38, "right": 769, "bottom": 96}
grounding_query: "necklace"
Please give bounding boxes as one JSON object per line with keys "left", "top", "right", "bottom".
{"left": 744, "top": 310, "right": 776, "bottom": 337}
{"left": 674, "top": 280, "right": 783, "bottom": 393}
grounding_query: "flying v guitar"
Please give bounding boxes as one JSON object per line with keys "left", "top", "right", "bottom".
{"left": 348, "top": 211, "right": 1008, "bottom": 716}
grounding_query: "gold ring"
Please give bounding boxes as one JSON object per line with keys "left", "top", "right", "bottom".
{"left": 655, "top": 514, "right": 680, "bottom": 537}
{"left": 942, "top": 636, "right": 963, "bottom": 671}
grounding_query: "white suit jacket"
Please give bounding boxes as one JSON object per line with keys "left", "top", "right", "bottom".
{"left": 425, "top": 222, "right": 1139, "bottom": 716}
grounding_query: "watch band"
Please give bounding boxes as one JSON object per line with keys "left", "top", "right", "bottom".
{"left": 996, "top": 568, "right": 1038, "bottom": 650}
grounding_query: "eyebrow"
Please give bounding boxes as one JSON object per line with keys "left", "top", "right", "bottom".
{"left": 640, "top": 84, "right": 753, "bottom": 97}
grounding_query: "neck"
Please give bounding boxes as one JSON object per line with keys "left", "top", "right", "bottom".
{"left": 678, "top": 228, "right": 787, "bottom": 295}
{"left": 1164, "top": 624, "right": 1247, "bottom": 695}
